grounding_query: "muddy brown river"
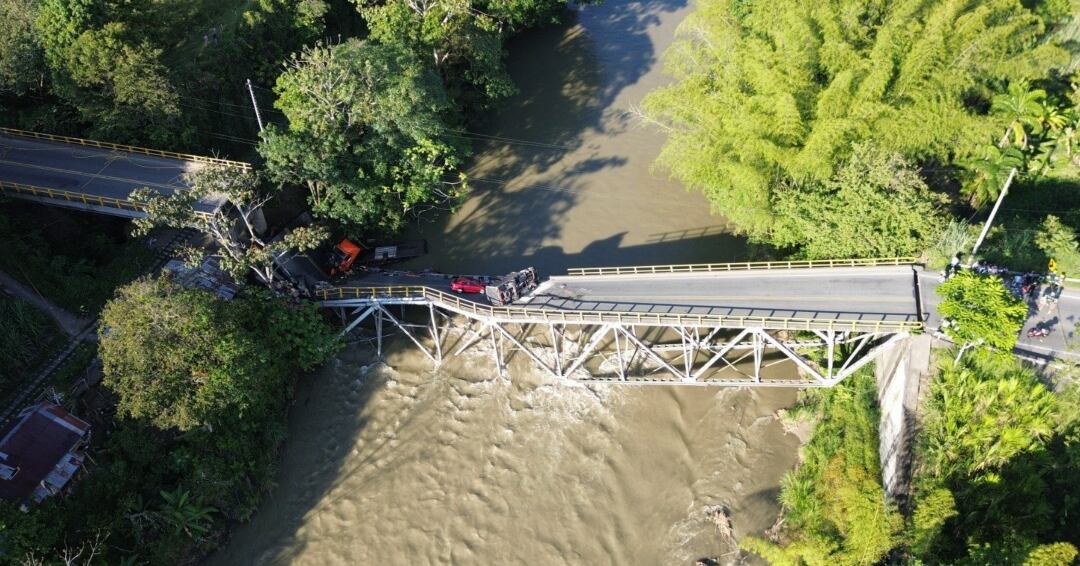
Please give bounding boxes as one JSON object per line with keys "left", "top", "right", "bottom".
{"left": 210, "top": 2, "right": 802, "bottom": 564}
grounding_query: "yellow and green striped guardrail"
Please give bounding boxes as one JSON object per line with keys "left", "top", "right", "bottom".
{"left": 316, "top": 285, "right": 924, "bottom": 333}
{"left": 0, "top": 127, "right": 251, "bottom": 171}
{"left": 0, "top": 180, "right": 216, "bottom": 218}
{"left": 0, "top": 180, "right": 143, "bottom": 213}
{"left": 565, "top": 257, "right": 919, "bottom": 277}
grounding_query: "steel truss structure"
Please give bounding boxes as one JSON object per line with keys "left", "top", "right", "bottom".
{"left": 320, "top": 289, "right": 915, "bottom": 387}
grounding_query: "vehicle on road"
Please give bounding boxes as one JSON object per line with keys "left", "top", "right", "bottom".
{"left": 325, "top": 239, "right": 428, "bottom": 276}
{"left": 1028, "top": 327, "right": 1051, "bottom": 338}
{"left": 485, "top": 268, "right": 538, "bottom": 305}
{"left": 451, "top": 277, "right": 486, "bottom": 294}
{"left": 326, "top": 239, "right": 363, "bottom": 277}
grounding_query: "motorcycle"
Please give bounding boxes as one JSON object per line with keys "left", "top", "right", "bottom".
{"left": 1028, "top": 327, "right": 1051, "bottom": 338}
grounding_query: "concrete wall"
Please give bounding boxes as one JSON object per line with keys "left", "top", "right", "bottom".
{"left": 876, "top": 334, "right": 932, "bottom": 502}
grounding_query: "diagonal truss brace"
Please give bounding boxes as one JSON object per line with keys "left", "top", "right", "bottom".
{"left": 331, "top": 298, "right": 909, "bottom": 387}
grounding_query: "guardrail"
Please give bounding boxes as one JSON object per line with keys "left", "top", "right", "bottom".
{"left": 565, "top": 257, "right": 919, "bottom": 277}
{"left": 0, "top": 127, "right": 252, "bottom": 171}
{"left": 316, "top": 285, "right": 924, "bottom": 333}
{"left": 0, "top": 180, "right": 143, "bottom": 213}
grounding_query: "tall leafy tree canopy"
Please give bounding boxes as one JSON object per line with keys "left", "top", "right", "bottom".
{"left": 260, "top": 39, "right": 467, "bottom": 232}
{"left": 771, "top": 143, "right": 947, "bottom": 258}
{"left": 354, "top": 0, "right": 579, "bottom": 106}
{"left": 643, "top": 0, "right": 1070, "bottom": 237}
{"left": 0, "top": 0, "right": 44, "bottom": 95}
{"left": 936, "top": 270, "right": 1028, "bottom": 350}
{"left": 99, "top": 277, "right": 338, "bottom": 432}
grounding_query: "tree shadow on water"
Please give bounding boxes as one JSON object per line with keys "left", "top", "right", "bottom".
{"left": 206, "top": 341, "right": 424, "bottom": 565}
{"left": 404, "top": 0, "right": 696, "bottom": 275}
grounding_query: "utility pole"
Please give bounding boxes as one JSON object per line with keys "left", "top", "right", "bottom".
{"left": 245, "top": 78, "right": 265, "bottom": 133}
{"left": 970, "top": 166, "right": 1018, "bottom": 257}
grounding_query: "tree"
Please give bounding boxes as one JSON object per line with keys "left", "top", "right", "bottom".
{"left": 99, "top": 277, "right": 338, "bottom": 432}
{"left": 770, "top": 144, "right": 947, "bottom": 258}
{"left": 94, "top": 277, "right": 337, "bottom": 561}
{"left": 1035, "top": 215, "right": 1080, "bottom": 276}
{"left": 132, "top": 165, "right": 327, "bottom": 285}
{"left": 260, "top": 39, "right": 467, "bottom": 232}
{"left": 35, "top": 0, "right": 101, "bottom": 69}
{"left": 354, "top": 0, "right": 579, "bottom": 105}
{"left": 642, "top": 0, "right": 1069, "bottom": 237}
{"left": 992, "top": 81, "right": 1047, "bottom": 149}
{"left": 359, "top": 0, "right": 513, "bottom": 103}
{"left": 960, "top": 145, "right": 1025, "bottom": 209}
{"left": 921, "top": 351, "right": 1056, "bottom": 478}
{"left": 936, "top": 271, "right": 1028, "bottom": 351}
{"left": 239, "top": 0, "right": 329, "bottom": 82}
{"left": 55, "top": 23, "right": 188, "bottom": 146}
{"left": 746, "top": 371, "right": 903, "bottom": 566}
{"left": 157, "top": 489, "right": 215, "bottom": 542}
{"left": 0, "top": 0, "right": 44, "bottom": 95}
{"left": 1022, "top": 543, "right": 1078, "bottom": 566}
{"left": 908, "top": 487, "right": 958, "bottom": 558}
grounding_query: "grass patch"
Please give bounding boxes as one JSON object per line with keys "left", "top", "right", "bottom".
{"left": 0, "top": 295, "right": 66, "bottom": 397}
{"left": 44, "top": 343, "right": 96, "bottom": 404}
{"left": 975, "top": 175, "right": 1080, "bottom": 272}
{"left": 0, "top": 202, "right": 158, "bottom": 315}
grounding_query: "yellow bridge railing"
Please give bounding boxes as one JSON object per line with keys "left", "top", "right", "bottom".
{"left": 565, "top": 257, "right": 919, "bottom": 276}
{"left": 317, "top": 285, "right": 924, "bottom": 333}
{"left": 0, "top": 127, "right": 252, "bottom": 171}
{"left": 0, "top": 180, "right": 143, "bottom": 213}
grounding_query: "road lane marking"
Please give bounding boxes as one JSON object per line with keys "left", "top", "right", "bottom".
{"left": 0, "top": 158, "right": 185, "bottom": 191}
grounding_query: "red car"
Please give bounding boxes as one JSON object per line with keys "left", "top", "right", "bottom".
{"left": 450, "top": 277, "right": 485, "bottom": 294}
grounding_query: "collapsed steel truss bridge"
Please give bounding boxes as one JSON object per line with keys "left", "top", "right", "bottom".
{"left": 318, "top": 263, "right": 924, "bottom": 387}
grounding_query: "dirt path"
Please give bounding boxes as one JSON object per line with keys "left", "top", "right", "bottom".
{"left": 0, "top": 269, "right": 90, "bottom": 336}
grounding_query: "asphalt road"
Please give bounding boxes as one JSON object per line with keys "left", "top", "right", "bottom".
{"left": 525, "top": 266, "right": 921, "bottom": 323}
{"left": 0, "top": 134, "right": 224, "bottom": 214}
{"left": 918, "top": 268, "right": 1080, "bottom": 361}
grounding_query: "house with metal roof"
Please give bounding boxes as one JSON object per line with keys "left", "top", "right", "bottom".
{"left": 0, "top": 402, "right": 90, "bottom": 507}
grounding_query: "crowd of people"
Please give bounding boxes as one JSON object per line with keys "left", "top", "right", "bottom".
{"left": 945, "top": 255, "right": 1064, "bottom": 305}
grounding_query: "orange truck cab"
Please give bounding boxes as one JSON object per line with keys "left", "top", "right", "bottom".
{"left": 326, "top": 239, "right": 362, "bottom": 277}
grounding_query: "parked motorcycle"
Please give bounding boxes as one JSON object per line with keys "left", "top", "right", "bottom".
{"left": 1028, "top": 327, "right": 1051, "bottom": 338}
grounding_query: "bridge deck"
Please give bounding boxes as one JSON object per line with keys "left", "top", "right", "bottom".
{"left": 0, "top": 131, "right": 231, "bottom": 217}
{"left": 527, "top": 265, "right": 922, "bottom": 324}
{"left": 320, "top": 265, "right": 924, "bottom": 332}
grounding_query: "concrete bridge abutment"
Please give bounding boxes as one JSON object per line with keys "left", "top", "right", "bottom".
{"left": 875, "top": 334, "right": 933, "bottom": 503}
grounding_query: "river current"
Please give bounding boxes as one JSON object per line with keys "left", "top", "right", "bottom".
{"left": 210, "top": 1, "right": 803, "bottom": 564}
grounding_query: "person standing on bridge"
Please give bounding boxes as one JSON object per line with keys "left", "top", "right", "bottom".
{"left": 944, "top": 253, "right": 963, "bottom": 280}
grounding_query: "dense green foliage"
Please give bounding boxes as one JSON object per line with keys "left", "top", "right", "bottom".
{"left": 742, "top": 370, "right": 903, "bottom": 565}
{"left": 0, "top": 0, "right": 43, "bottom": 95}
{"left": 261, "top": 39, "right": 468, "bottom": 232}
{"left": 921, "top": 352, "right": 1056, "bottom": 479}
{"left": 0, "top": 277, "right": 338, "bottom": 564}
{"left": 100, "top": 277, "right": 337, "bottom": 431}
{"left": 2, "top": 0, "right": 327, "bottom": 150}
{"left": 1035, "top": 214, "right": 1080, "bottom": 276}
{"left": 936, "top": 271, "right": 1028, "bottom": 351}
{"left": 771, "top": 144, "right": 947, "bottom": 259}
{"left": 643, "top": 0, "right": 1074, "bottom": 255}
{"left": 355, "top": 0, "right": 579, "bottom": 109}
{"left": 0, "top": 296, "right": 64, "bottom": 393}
{"left": 0, "top": 201, "right": 157, "bottom": 313}
{"left": 259, "top": 0, "right": 584, "bottom": 232}
{"left": 909, "top": 351, "right": 1080, "bottom": 563}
